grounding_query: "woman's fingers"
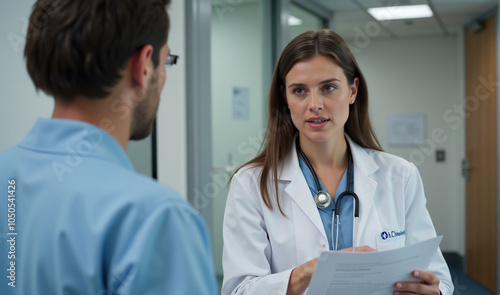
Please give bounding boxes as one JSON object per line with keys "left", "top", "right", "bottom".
{"left": 339, "top": 245, "right": 377, "bottom": 252}
{"left": 393, "top": 270, "right": 440, "bottom": 295}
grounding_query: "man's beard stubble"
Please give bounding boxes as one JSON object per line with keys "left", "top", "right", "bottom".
{"left": 129, "top": 71, "right": 159, "bottom": 141}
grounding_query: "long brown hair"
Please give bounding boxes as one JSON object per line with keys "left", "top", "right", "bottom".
{"left": 233, "top": 29, "right": 382, "bottom": 215}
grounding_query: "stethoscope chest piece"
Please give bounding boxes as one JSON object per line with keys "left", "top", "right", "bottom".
{"left": 314, "top": 191, "right": 332, "bottom": 209}
{"left": 296, "top": 135, "right": 360, "bottom": 251}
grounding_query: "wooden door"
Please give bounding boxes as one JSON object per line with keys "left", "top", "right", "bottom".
{"left": 465, "top": 15, "right": 497, "bottom": 293}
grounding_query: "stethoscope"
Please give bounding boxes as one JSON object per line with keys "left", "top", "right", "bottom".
{"left": 295, "top": 136, "right": 360, "bottom": 251}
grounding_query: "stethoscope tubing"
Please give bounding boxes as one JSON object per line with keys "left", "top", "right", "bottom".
{"left": 296, "top": 135, "right": 360, "bottom": 251}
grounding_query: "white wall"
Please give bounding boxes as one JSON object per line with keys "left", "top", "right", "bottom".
{"left": 353, "top": 36, "right": 466, "bottom": 255}
{"left": 156, "top": 0, "right": 188, "bottom": 197}
{"left": 127, "top": 136, "right": 153, "bottom": 177}
{"left": 0, "top": 1, "right": 54, "bottom": 151}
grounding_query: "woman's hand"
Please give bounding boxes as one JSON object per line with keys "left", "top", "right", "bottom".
{"left": 286, "top": 257, "right": 318, "bottom": 295}
{"left": 340, "top": 245, "right": 377, "bottom": 252}
{"left": 286, "top": 245, "right": 377, "bottom": 295}
{"left": 393, "top": 270, "right": 440, "bottom": 295}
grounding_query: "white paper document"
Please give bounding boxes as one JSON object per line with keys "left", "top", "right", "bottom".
{"left": 307, "top": 236, "right": 443, "bottom": 295}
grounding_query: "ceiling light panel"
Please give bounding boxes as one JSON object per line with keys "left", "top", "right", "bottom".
{"left": 368, "top": 4, "right": 433, "bottom": 20}
{"left": 288, "top": 15, "right": 303, "bottom": 26}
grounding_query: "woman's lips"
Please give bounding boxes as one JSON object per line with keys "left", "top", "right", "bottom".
{"left": 306, "top": 118, "right": 329, "bottom": 129}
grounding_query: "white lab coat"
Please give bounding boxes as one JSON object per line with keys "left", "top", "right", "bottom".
{"left": 222, "top": 136, "right": 453, "bottom": 295}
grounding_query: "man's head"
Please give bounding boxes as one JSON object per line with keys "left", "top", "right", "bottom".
{"left": 24, "top": 0, "right": 172, "bottom": 142}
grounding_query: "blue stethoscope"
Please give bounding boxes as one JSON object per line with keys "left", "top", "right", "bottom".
{"left": 295, "top": 136, "right": 360, "bottom": 251}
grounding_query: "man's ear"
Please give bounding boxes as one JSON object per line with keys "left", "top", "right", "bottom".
{"left": 130, "top": 45, "right": 154, "bottom": 90}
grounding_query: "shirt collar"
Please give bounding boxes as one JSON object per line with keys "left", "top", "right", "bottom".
{"left": 19, "top": 118, "right": 134, "bottom": 171}
{"left": 280, "top": 133, "right": 379, "bottom": 181}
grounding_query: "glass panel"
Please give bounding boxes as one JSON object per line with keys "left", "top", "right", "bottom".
{"left": 127, "top": 134, "right": 152, "bottom": 177}
{"left": 211, "top": 0, "right": 272, "bottom": 291}
{"left": 290, "top": 3, "right": 325, "bottom": 41}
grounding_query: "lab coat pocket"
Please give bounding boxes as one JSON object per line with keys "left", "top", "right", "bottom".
{"left": 376, "top": 236, "right": 405, "bottom": 252}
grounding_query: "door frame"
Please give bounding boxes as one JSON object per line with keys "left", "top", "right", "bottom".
{"left": 497, "top": 5, "right": 500, "bottom": 293}
{"left": 185, "top": 0, "right": 214, "bottom": 236}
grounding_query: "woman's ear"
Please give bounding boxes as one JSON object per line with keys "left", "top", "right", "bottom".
{"left": 350, "top": 77, "right": 359, "bottom": 103}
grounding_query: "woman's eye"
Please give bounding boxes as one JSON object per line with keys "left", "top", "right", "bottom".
{"left": 293, "top": 88, "right": 306, "bottom": 95}
{"left": 323, "top": 85, "right": 336, "bottom": 92}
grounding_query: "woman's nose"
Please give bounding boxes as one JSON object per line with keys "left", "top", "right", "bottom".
{"left": 308, "top": 92, "right": 323, "bottom": 112}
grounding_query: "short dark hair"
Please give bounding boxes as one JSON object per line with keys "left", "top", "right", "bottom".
{"left": 24, "top": 0, "right": 171, "bottom": 101}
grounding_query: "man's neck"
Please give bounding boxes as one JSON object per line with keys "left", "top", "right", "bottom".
{"left": 51, "top": 95, "right": 131, "bottom": 151}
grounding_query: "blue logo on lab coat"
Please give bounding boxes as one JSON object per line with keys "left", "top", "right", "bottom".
{"left": 381, "top": 230, "right": 405, "bottom": 240}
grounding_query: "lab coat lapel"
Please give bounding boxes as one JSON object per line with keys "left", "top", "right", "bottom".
{"left": 346, "top": 136, "right": 379, "bottom": 246}
{"left": 280, "top": 143, "right": 327, "bottom": 240}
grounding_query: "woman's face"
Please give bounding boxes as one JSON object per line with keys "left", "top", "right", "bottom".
{"left": 284, "top": 55, "right": 358, "bottom": 146}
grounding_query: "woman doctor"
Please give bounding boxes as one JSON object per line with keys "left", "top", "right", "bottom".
{"left": 222, "top": 29, "right": 453, "bottom": 295}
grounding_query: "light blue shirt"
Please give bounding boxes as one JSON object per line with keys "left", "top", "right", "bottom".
{"left": 0, "top": 118, "right": 217, "bottom": 295}
{"left": 298, "top": 157, "right": 353, "bottom": 250}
